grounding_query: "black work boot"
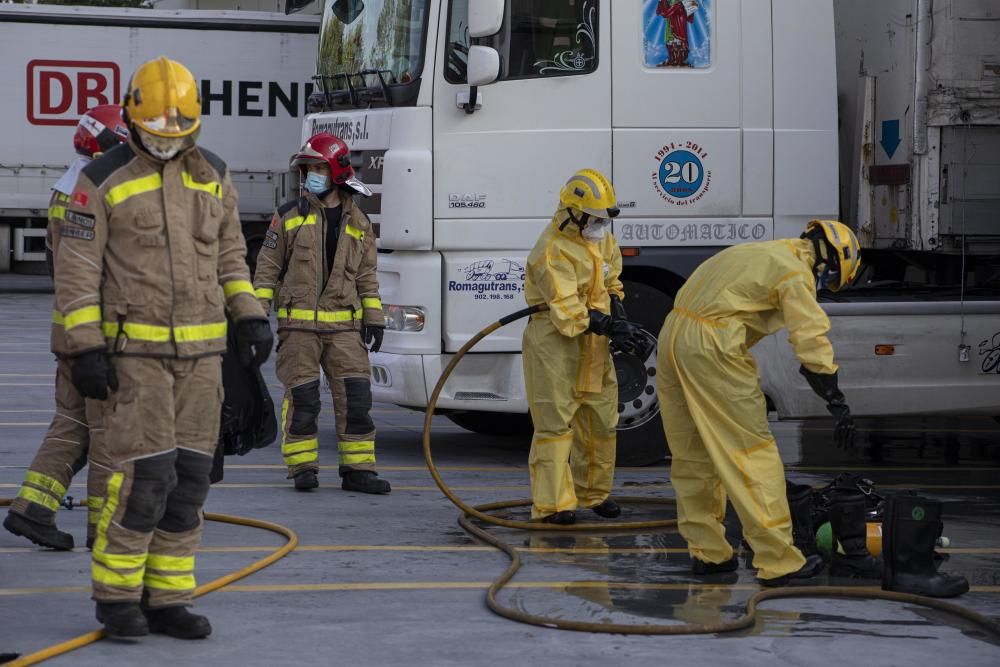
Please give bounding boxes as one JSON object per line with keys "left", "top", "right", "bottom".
{"left": 786, "top": 481, "right": 820, "bottom": 559}
{"left": 882, "top": 493, "right": 969, "bottom": 598}
{"left": 591, "top": 499, "right": 621, "bottom": 519}
{"left": 757, "top": 554, "right": 825, "bottom": 587}
{"left": 96, "top": 602, "right": 149, "bottom": 640}
{"left": 692, "top": 554, "right": 739, "bottom": 575}
{"left": 293, "top": 470, "right": 319, "bottom": 491}
{"left": 828, "top": 489, "right": 882, "bottom": 579}
{"left": 145, "top": 605, "right": 212, "bottom": 639}
{"left": 3, "top": 512, "right": 74, "bottom": 551}
{"left": 542, "top": 511, "right": 576, "bottom": 525}
{"left": 341, "top": 470, "right": 391, "bottom": 494}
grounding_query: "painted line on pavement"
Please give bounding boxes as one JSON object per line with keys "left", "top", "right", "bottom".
{"left": 3, "top": 582, "right": 999, "bottom": 596}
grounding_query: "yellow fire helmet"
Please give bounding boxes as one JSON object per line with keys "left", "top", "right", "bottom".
{"left": 123, "top": 56, "right": 201, "bottom": 138}
{"left": 804, "top": 219, "right": 862, "bottom": 292}
{"left": 559, "top": 168, "right": 620, "bottom": 219}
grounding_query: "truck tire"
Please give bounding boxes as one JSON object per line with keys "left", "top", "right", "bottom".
{"left": 614, "top": 280, "right": 673, "bottom": 466}
{"left": 446, "top": 411, "right": 533, "bottom": 437}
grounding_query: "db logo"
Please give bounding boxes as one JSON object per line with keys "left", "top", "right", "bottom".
{"left": 27, "top": 60, "right": 121, "bottom": 126}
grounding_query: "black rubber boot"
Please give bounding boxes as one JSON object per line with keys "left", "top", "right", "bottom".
{"left": 542, "top": 511, "right": 576, "bottom": 525}
{"left": 692, "top": 554, "right": 739, "bottom": 575}
{"left": 145, "top": 605, "right": 212, "bottom": 639}
{"left": 3, "top": 512, "right": 74, "bottom": 551}
{"left": 757, "top": 554, "right": 825, "bottom": 587}
{"left": 882, "top": 493, "right": 969, "bottom": 598}
{"left": 591, "top": 499, "right": 621, "bottom": 519}
{"left": 293, "top": 470, "right": 319, "bottom": 491}
{"left": 96, "top": 602, "right": 149, "bottom": 640}
{"left": 341, "top": 470, "right": 391, "bottom": 494}
{"left": 829, "top": 489, "right": 882, "bottom": 579}
{"left": 786, "top": 481, "right": 819, "bottom": 559}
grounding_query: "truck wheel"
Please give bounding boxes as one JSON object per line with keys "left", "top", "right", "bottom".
{"left": 447, "top": 411, "right": 533, "bottom": 437}
{"left": 614, "top": 280, "right": 673, "bottom": 467}
{"left": 244, "top": 236, "right": 263, "bottom": 275}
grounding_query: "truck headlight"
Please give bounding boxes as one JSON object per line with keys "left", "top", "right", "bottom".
{"left": 384, "top": 305, "right": 425, "bottom": 332}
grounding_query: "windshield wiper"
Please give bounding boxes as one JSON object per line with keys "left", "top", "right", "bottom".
{"left": 312, "top": 70, "right": 396, "bottom": 111}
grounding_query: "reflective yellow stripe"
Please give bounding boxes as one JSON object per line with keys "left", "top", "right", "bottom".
{"left": 51, "top": 310, "right": 64, "bottom": 326}
{"left": 147, "top": 554, "right": 195, "bottom": 571}
{"left": 282, "top": 439, "right": 318, "bottom": 455}
{"left": 92, "top": 472, "right": 147, "bottom": 589}
{"left": 48, "top": 205, "right": 66, "bottom": 219}
{"left": 17, "top": 486, "right": 60, "bottom": 512}
{"left": 361, "top": 297, "right": 382, "bottom": 310}
{"left": 277, "top": 308, "right": 361, "bottom": 323}
{"left": 338, "top": 440, "right": 374, "bottom": 453}
{"left": 105, "top": 173, "right": 163, "bottom": 207}
{"left": 317, "top": 310, "right": 361, "bottom": 323}
{"left": 94, "top": 550, "right": 148, "bottom": 571}
{"left": 255, "top": 287, "right": 274, "bottom": 299}
{"left": 64, "top": 305, "right": 101, "bottom": 331}
{"left": 144, "top": 571, "right": 196, "bottom": 591}
{"left": 93, "top": 561, "right": 145, "bottom": 588}
{"left": 344, "top": 224, "right": 364, "bottom": 240}
{"left": 181, "top": 171, "right": 222, "bottom": 199}
{"left": 102, "top": 321, "right": 171, "bottom": 342}
{"left": 284, "top": 451, "right": 319, "bottom": 466}
{"left": 25, "top": 471, "right": 67, "bottom": 497}
{"left": 340, "top": 452, "right": 376, "bottom": 465}
{"left": 223, "top": 280, "right": 254, "bottom": 299}
{"left": 100, "top": 321, "right": 226, "bottom": 343}
{"left": 174, "top": 321, "right": 227, "bottom": 343}
{"left": 284, "top": 214, "right": 317, "bottom": 232}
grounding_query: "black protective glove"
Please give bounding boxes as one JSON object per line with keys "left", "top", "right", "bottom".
{"left": 799, "top": 366, "right": 856, "bottom": 452}
{"left": 362, "top": 323, "right": 384, "bottom": 353}
{"left": 588, "top": 309, "right": 651, "bottom": 357}
{"left": 236, "top": 318, "right": 274, "bottom": 368}
{"left": 610, "top": 294, "right": 627, "bottom": 321}
{"left": 71, "top": 350, "right": 118, "bottom": 400}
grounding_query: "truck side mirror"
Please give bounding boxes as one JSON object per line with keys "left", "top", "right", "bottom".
{"left": 467, "top": 45, "right": 500, "bottom": 87}
{"left": 468, "top": 0, "right": 504, "bottom": 38}
{"left": 331, "top": 0, "right": 365, "bottom": 25}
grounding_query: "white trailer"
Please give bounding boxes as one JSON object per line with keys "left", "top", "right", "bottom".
{"left": 0, "top": 4, "right": 319, "bottom": 273}
{"left": 756, "top": 0, "right": 1000, "bottom": 422}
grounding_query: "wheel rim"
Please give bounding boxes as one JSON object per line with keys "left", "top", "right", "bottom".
{"left": 614, "top": 330, "right": 659, "bottom": 431}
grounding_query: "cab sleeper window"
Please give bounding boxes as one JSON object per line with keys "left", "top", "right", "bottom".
{"left": 445, "top": 0, "right": 599, "bottom": 84}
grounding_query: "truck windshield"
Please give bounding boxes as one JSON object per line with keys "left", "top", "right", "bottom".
{"left": 317, "top": 0, "right": 430, "bottom": 87}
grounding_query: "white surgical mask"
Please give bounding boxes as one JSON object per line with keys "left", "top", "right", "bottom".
{"left": 582, "top": 218, "right": 611, "bottom": 241}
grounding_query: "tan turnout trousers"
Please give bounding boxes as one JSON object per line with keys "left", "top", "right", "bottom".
{"left": 277, "top": 330, "right": 376, "bottom": 477}
{"left": 89, "top": 356, "right": 222, "bottom": 607}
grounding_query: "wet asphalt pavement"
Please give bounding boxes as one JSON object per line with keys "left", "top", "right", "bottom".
{"left": 0, "top": 292, "right": 998, "bottom": 666}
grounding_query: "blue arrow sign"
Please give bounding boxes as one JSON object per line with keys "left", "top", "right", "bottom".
{"left": 880, "top": 119, "right": 901, "bottom": 159}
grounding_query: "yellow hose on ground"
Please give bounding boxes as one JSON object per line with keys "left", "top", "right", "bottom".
{"left": 0, "top": 498, "right": 298, "bottom": 666}
{"left": 423, "top": 304, "right": 1000, "bottom": 637}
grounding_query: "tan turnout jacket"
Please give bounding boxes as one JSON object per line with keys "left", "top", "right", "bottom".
{"left": 253, "top": 193, "right": 385, "bottom": 332}
{"left": 52, "top": 138, "right": 264, "bottom": 358}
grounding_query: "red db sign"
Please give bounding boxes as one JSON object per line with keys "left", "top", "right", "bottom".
{"left": 27, "top": 60, "right": 121, "bottom": 126}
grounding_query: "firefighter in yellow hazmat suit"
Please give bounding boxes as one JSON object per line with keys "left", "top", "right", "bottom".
{"left": 656, "top": 220, "right": 862, "bottom": 585}
{"left": 522, "top": 169, "right": 648, "bottom": 524}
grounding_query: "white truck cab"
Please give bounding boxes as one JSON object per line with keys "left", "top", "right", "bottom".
{"left": 301, "top": 0, "right": 840, "bottom": 464}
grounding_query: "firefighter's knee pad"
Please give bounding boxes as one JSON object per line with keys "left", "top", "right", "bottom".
{"left": 289, "top": 379, "right": 321, "bottom": 435}
{"left": 344, "top": 377, "right": 375, "bottom": 435}
{"left": 120, "top": 450, "right": 178, "bottom": 532}
{"left": 159, "top": 449, "right": 213, "bottom": 533}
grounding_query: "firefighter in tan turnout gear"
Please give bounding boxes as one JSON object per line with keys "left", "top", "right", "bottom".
{"left": 253, "top": 132, "right": 391, "bottom": 494}
{"left": 3, "top": 105, "right": 128, "bottom": 551}
{"left": 52, "top": 56, "right": 273, "bottom": 640}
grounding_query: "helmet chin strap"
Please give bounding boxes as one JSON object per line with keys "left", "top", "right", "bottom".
{"left": 559, "top": 208, "right": 592, "bottom": 233}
